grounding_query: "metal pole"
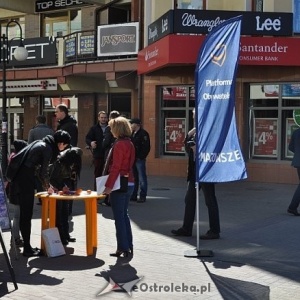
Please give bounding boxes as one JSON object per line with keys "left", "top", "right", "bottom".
{"left": 1, "top": 33, "right": 8, "bottom": 175}
{"left": 0, "top": 21, "right": 27, "bottom": 176}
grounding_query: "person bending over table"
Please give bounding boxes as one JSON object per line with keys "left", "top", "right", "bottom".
{"left": 48, "top": 146, "right": 83, "bottom": 245}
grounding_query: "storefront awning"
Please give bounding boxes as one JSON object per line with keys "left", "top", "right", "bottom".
{"left": 138, "top": 34, "right": 300, "bottom": 75}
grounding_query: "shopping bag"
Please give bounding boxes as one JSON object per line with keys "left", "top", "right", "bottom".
{"left": 42, "top": 227, "right": 66, "bottom": 257}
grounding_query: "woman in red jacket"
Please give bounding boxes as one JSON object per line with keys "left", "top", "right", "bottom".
{"left": 103, "top": 116, "right": 135, "bottom": 257}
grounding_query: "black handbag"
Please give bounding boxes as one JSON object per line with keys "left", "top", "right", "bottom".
{"left": 116, "top": 176, "right": 128, "bottom": 193}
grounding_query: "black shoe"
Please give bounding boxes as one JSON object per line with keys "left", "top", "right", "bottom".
{"left": 200, "top": 230, "right": 220, "bottom": 240}
{"left": 104, "top": 199, "right": 111, "bottom": 206}
{"left": 23, "top": 247, "right": 43, "bottom": 257}
{"left": 68, "top": 237, "right": 76, "bottom": 242}
{"left": 11, "top": 238, "right": 24, "bottom": 247}
{"left": 129, "top": 246, "right": 133, "bottom": 255}
{"left": 137, "top": 196, "right": 146, "bottom": 203}
{"left": 130, "top": 197, "right": 137, "bottom": 202}
{"left": 171, "top": 228, "right": 192, "bottom": 237}
{"left": 110, "top": 250, "right": 129, "bottom": 257}
{"left": 287, "top": 208, "right": 300, "bottom": 216}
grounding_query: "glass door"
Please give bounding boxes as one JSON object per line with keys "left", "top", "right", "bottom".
{"left": 8, "top": 109, "right": 24, "bottom": 152}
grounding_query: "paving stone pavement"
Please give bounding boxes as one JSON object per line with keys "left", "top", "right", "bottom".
{"left": 1, "top": 164, "right": 300, "bottom": 299}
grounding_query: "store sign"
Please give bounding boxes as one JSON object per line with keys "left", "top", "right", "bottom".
{"left": 148, "top": 10, "right": 173, "bottom": 44}
{"left": 252, "top": 118, "right": 278, "bottom": 157}
{"left": 80, "top": 35, "right": 94, "bottom": 54}
{"left": 9, "top": 37, "right": 56, "bottom": 67}
{"left": 163, "top": 87, "right": 187, "bottom": 100}
{"left": 0, "top": 79, "right": 58, "bottom": 92}
{"left": 65, "top": 37, "right": 76, "bottom": 57}
{"left": 239, "top": 37, "right": 300, "bottom": 66}
{"left": 147, "top": 10, "right": 293, "bottom": 45}
{"left": 138, "top": 35, "right": 300, "bottom": 74}
{"left": 165, "top": 118, "right": 186, "bottom": 154}
{"left": 97, "top": 23, "right": 139, "bottom": 57}
{"left": 35, "top": 0, "right": 87, "bottom": 13}
{"left": 138, "top": 35, "right": 206, "bottom": 74}
{"left": 174, "top": 10, "right": 293, "bottom": 36}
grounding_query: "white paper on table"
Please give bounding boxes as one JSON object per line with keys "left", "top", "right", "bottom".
{"left": 96, "top": 174, "right": 120, "bottom": 194}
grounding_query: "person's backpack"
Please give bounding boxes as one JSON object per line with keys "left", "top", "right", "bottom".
{"left": 6, "top": 141, "right": 39, "bottom": 182}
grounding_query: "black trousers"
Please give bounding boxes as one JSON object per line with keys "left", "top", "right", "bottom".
{"left": 93, "top": 157, "right": 104, "bottom": 190}
{"left": 288, "top": 167, "right": 300, "bottom": 210}
{"left": 56, "top": 200, "right": 70, "bottom": 243}
{"left": 17, "top": 166, "right": 35, "bottom": 250}
{"left": 182, "top": 180, "right": 220, "bottom": 234}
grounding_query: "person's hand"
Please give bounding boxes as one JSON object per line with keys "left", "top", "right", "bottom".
{"left": 48, "top": 186, "right": 55, "bottom": 194}
{"left": 188, "top": 128, "right": 196, "bottom": 137}
{"left": 102, "top": 187, "right": 112, "bottom": 195}
{"left": 91, "top": 141, "right": 97, "bottom": 149}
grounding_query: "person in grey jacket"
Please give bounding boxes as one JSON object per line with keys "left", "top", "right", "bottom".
{"left": 28, "top": 115, "right": 54, "bottom": 143}
{"left": 287, "top": 127, "right": 300, "bottom": 216}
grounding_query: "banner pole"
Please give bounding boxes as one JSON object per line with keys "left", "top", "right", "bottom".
{"left": 196, "top": 182, "right": 200, "bottom": 251}
{"left": 184, "top": 182, "right": 213, "bottom": 258}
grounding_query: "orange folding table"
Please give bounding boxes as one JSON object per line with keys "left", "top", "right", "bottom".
{"left": 36, "top": 191, "right": 104, "bottom": 256}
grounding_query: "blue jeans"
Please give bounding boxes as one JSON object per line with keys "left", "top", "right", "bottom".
{"left": 132, "top": 159, "right": 148, "bottom": 198}
{"left": 110, "top": 186, "right": 134, "bottom": 251}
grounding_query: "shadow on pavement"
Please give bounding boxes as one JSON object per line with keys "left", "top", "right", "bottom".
{"left": 28, "top": 254, "right": 104, "bottom": 271}
{"left": 95, "top": 256, "right": 139, "bottom": 296}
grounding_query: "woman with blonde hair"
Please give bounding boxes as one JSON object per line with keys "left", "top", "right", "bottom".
{"left": 103, "top": 116, "right": 135, "bottom": 257}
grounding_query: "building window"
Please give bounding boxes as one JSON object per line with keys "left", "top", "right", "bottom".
{"left": 254, "top": 0, "right": 264, "bottom": 11}
{"left": 176, "top": 0, "right": 203, "bottom": 9}
{"left": 0, "top": 17, "right": 25, "bottom": 39}
{"left": 249, "top": 83, "right": 300, "bottom": 161}
{"left": 42, "top": 10, "right": 81, "bottom": 37}
{"left": 159, "top": 86, "right": 195, "bottom": 156}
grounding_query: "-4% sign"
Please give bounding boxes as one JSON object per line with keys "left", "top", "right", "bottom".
{"left": 258, "top": 131, "right": 273, "bottom": 144}
{"left": 169, "top": 130, "right": 182, "bottom": 142}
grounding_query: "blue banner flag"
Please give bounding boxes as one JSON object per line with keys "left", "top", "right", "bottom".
{"left": 195, "top": 16, "right": 247, "bottom": 182}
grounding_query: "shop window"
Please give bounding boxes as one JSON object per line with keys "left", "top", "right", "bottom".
{"left": 249, "top": 83, "right": 300, "bottom": 161}
{"left": 160, "top": 86, "right": 195, "bottom": 156}
{"left": 43, "top": 10, "right": 81, "bottom": 37}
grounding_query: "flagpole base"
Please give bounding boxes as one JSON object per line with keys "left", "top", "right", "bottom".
{"left": 184, "top": 249, "right": 214, "bottom": 258}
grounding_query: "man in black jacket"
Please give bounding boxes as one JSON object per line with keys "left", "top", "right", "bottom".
{"left": 85, "top": 111, "right": 108, "bottom": 189}
{"left": 102, "top": 110, "right": 120, "bottom": 160}
{"left": 11, "top": 130, "right": 71, "bottom": 257}
{"left": 287, "top": 127, "right": 300, "bottom": 216}
{"left": 171, "top": 111, "right": 220, "bottom": 239}
{"left": 130, "top": 118, "right": 151, "bottom": 203}
{"left": 55, "top": 104, "right": 78, "bottom": 216}
{"left": 55, "top": 104, "right": 78, "bottom": 146}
